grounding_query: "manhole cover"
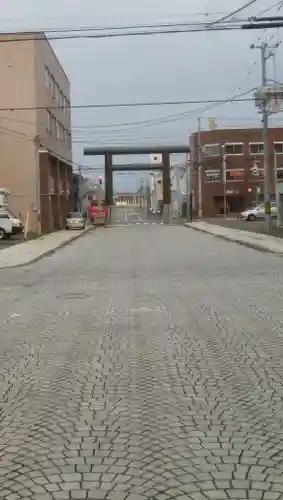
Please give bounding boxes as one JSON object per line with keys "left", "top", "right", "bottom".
{"left": 56, "top": 293, "right": 90, "bottom": 299}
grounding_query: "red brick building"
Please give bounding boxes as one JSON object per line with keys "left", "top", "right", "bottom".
{"left": 189, "top": 127, "right": 283, "bottom": 217}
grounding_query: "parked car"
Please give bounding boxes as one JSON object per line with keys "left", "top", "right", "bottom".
{"left": 0, "top": 216, "right": 14, "bottom": 240}
{"left": 0, "top": 210, "right": 23, "bottom": 238}
{"left": 65, "top": 212, "right": 86, "bottom": 230}
{"left": 239, "top": 202, "right": 277, "bottom": 221}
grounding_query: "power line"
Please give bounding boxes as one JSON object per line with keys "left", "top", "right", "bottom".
{"left": 15, "top": 18, "right": 247, "bottom": 34}
{"left": 2, "top": 9, "right": 251, "bottom": 32}
{"left": 0, "top": 23, "right": 245, "bottom": 45}
{"left": 0, "top": 89, "right": 256, "bottom": 132}
{"left": 0, "top": 96, "right": 257, "bottom": 113}
{"left": 208, "top": 0, "right": 261, "bottom": 26}
{"left": 256, "top": 0, "right": 283, "bottom": 15}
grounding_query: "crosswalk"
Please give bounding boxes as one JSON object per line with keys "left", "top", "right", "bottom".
{"left": 112, "top": 220, "right": 164, "bottom": 226}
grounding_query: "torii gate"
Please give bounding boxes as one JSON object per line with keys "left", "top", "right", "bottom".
{"left": 84, "top": 144, "right": 190, "bottom": 224}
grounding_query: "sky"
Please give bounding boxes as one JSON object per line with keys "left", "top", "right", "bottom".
{"left": 1, "top": 0, "right": 283, "bottom": 192}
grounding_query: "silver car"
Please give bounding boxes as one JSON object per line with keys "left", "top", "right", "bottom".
{"left": 239, "top": 202, "right": 277, "bottom": 221}
{"left": 65, "top": 212, "right": 86, "bottom": 230}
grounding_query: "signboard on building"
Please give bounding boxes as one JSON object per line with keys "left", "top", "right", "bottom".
{"left": 204, "top": 170, "right": 220, "bottom": 182}
{"left": 225, "top": 170, "right": 245, "bottom": 181}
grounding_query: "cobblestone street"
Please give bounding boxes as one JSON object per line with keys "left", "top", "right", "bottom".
{"left": 2, "top": 225, "right": 283, "bottom": 499}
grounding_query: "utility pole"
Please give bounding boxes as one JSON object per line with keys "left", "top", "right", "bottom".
{"left": 197, "top": 118, "right": 203, "bottom": 218}
{"left": 251, "top": 41, "right": 279, "bottom": 234}
{"left": 78, "top": 165, "right": 83, "bottom": 212}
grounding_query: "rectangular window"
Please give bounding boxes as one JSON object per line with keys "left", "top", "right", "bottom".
{"left": 202, "top": 144, "right": 220, "bottom": 157}
{"left": 60, "top": 91, "right": 64, "bottom": 108}
{"left": 277, "top": 168, "right": 283, "bottom": 179}
{"left": 44, "top": 67, "right": 50, "bottom": 89}
{"left": 51, "top": 116, "right": 56, "bottom": 136}
{"left": 66, "top": 99, "right": 70, "bottom": 115}
{"left": 224, "top": 143, "right": 244, "bottom": 155}
{"left": 56, "top": 120, "right": 60, "bottom": 139}
{"left": 51, "top": 77, "right": 56, "bottom": 99}
{"left": 274, "top": 142, "right": 283, "bottom": 154}
{"left": 54, "top": 83, "right": 59, "bottom": 102}
{"left": 204, "top": 170, "right": 221, "bottom": 182}
{"left": 46, "top": 110, "right": 52, "bottom": 132}
{"left": 249, "top": 142, "right": 264, "bottom": 155}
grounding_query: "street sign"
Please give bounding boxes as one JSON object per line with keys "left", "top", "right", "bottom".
{"left": 251, "top": 161, "right": 260, "bottom": 176}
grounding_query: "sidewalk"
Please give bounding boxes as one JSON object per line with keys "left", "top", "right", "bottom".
{"left": 0, "top": 226, "right": 93, "bottom": 269}
{"left": 185, "top": 221, "right": 283, "bottom": 255}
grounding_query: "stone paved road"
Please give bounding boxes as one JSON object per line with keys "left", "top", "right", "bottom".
{"left": 1, "top": 226, "right": 283, "bottom": 499}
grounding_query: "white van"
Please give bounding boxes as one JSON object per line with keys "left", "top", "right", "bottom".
{"left": 0, "top": 210, "right": 23, "bottom": 239}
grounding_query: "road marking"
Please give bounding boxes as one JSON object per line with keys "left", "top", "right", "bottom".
{"left": 10, "top": 313, "right": 21, "bottom": 319}
{"left": 130, "top": 307, "right": 164, "bottom": 313}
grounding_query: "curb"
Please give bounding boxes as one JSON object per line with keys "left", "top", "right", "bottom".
{"left": 184, "top": 223, "right": 283, "bottom": 256}
{"left": 0, "top": 226, "right": 95, "bottom": 269}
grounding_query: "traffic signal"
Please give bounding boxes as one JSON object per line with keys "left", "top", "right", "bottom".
{"left": 98, "top": 176, "right": 103, "bottom": 185}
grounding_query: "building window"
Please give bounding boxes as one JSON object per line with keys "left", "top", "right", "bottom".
{"left": 46, "top": 110, "right": 52, "bottom": 132}
{"left": 56, "top": 120, "right": 60, "bottom": 139}
{"left": 59, "top": 91, "right": 64, "bottom": 109}
{"left": 59, "top": 124, "right": 64, "bottom": 141}
{"left": 204, "top": 170, "right": 221, "bottom": 182}
{"left": 51, "top": 116, "right": 56, "bottom": 136}
{"left": 51, "top": 77, "right": 56, "bottom": 99}
{"left": 202, "top": 144, "right": 220, "bottom": 157}
{"left": 55, "top": 83, "right": 60, "bottom": 102}
{"left": 44, "top": 66, "right": 50, "bottom": 89}
{"left": 276, "top": 168, "right": 283, "bottom": 179}
{"left": 66, "top": 99, "right": 70, "bottom": 115}
{"left": 274, "top": 142, "right": 283, "bottom": 154}
{"left": 249, "top": 142, "right": 264, "bottom": 155}
{"left": 224, "top": 143, "right": 244, "bottom": 155}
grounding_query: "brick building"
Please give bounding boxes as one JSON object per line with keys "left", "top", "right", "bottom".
{"left": 189, "top": 127, "right": 283, "bottom": 217}
{"left": 0, "top": 32, "right": 72, "bottom": 234}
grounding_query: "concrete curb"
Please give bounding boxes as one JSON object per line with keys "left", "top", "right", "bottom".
{"left": 0, "top": 226, "right": 95, "bottom": 269}
{"left": 184, "top": 223, "right": 283, "bottom": 256}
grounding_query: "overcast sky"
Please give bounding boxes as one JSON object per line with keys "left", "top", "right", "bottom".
{"left": 1, "top": 0, "right": 283, "bottom": 191}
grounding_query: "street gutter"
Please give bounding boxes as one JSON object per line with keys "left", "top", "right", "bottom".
{"left": 184, "top": 222, "right": 283, "bottom": 256}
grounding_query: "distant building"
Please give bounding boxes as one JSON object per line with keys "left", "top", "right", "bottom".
{"left": 189, "top": 127, "right": 283, "bottom": 217}
{"left": 150, "top": 171, "right": 163, "bottom": 212}
{"left": 0, "top": 32, "right": 72, "bottom": 233}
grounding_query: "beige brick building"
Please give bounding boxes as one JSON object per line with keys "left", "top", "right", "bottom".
{"left": 0, "top": 32, "right": 72, "bottom": 233}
